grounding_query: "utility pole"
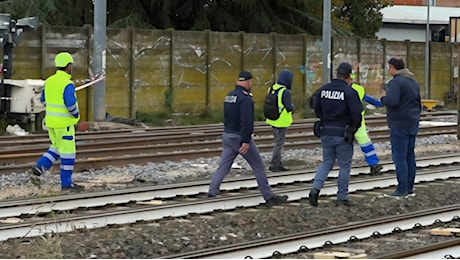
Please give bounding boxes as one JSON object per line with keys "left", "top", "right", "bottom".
{"left": 424, "top": 0, "right": 430, "bottom": 99}
{"left": 322, "top": 0, "right": 331, "bottom": 84}
{"left": 93, "top": 0, "right": 107, "bottom": 121}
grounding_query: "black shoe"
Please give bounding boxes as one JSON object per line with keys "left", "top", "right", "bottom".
{"left": 269, "top": 165, "right": 289, "bottom": 172}
{"left": 61, "top": 183, "right": 85, "bottom": 191}
{"left": 308, "top": 188, "right": 320, "bottom": 207}
{"left": 266, "top": 194, "right": 288, "bottom": 207}
{"left": 370, "top": 164, "right": 383, "bottom": 175}
{"left": 408, "top": 191, "right": 416, "bottom": 197}
{"left": 31, "top": 166, "right": 44, "bottom": 176}
{"left": 336, "top": 199, "right": 356, "bottom": 207}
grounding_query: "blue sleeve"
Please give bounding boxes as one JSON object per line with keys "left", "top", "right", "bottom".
{"left": 363, "top": 94, "right": 383, "bottom": 107}
{"left": 63, "top": 83, "right": 79, "bottom": 118}
{"left": 40, "top": 88, "right": 45, "bottom": 105}
{"left": 282, "top": 90, "right": 294, "bottom": 112}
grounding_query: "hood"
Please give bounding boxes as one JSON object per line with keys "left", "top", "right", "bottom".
{"left": 276, "top": 69, "right": 294, "bottom": 89}
{"left": 395, "top": 68, "right": 415, "bottom": 80}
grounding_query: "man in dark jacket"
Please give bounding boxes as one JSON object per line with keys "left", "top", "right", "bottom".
{"left": 266, "top": 69, "right": 294, "bottom": 172}
{"left": 208, "top": 70, "right": 288, "bottom": 207}
{"left": 308, "top": 62, "right": 363, "bottom": 207}
{"left": 381, "top": 57, "right": 421, "bottom": 198}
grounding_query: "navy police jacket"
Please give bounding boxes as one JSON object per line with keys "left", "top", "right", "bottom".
{"left": 223, "top": 85, "right": 254, "bottom": 143}
{"left": 313, "top": 79, "right": 362, "bottom": 136}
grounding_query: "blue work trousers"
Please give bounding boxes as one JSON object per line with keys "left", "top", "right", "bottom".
{"left": 208, "top": 132, "right": 274, "bottom": 200}
{"left": 312, "top": 135, "right": 353, "bottom": 200}
{"left": 390, "top": 126, "right": 418, "bottom": 194}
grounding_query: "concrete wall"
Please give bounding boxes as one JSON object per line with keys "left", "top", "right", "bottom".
{"left": 6, "top": 25, "right": 460, "bottom": 121}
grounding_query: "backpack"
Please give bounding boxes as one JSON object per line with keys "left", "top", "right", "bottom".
{"left": 263, "top": 86, "right": 285, "bottom": 120}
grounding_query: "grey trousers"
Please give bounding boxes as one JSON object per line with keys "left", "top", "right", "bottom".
{"left": 208, "top": 132, "right": 274, "bottom": 200}
{"left": 270, "top": 127, "right": 287, "bottom": 168}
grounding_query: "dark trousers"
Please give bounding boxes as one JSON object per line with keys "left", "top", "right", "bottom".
{"left": 208, "top": 132, "right": 274, "bottom": 200}
{"left": 270, "top": 127, "right": 287, "bottom": 168}
{"left": 390, "top": 126, "right": 418, "bottom": 194}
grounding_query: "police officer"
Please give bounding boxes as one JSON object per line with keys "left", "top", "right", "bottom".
{"left": 308, "top": 62, "right": 362, "bottom": 207}
{"left": 266, "top": 69, "right": 294, "bottom": 172}
{"left": 31, "top": 52, "right": 84, "bottom": 191}
{"left": 208, "top": 70, "right": 288, "bottom": 206}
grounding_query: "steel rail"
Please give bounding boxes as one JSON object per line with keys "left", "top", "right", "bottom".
{"left": 0, "top": 153, "right": 457, "bottom": 219}
{"left": 0, "top": 161, "right": 458, "bottom": 243}
{"left": 0, "top": 117, "right": 395, "bottom": 152}
{"left": 0, "top": 124, "right": 454, "bottom": 161}
{"left": 0, "top": 111, "right": 455, "bottom": 149}
{"left": 375, "top": 238, "right": 460, "bottom": 259}
{"left": 162, "top": 205, "right": 460, "bottom": 259}
{"left": 0, "top": 125, "right": 456, "bottom": 175}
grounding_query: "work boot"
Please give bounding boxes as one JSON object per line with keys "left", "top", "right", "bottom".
{"left": 266, "top": 194, "right": 288, "bottom": 207}
{"left": 308, "top": 188, "right": 320, "bottom": 207}
{"left": 61, "top": 183, "right": 85, "bottom": 192}
{"left": 31, "top": 166, "right": 44, "bottom": 177}
{"left": 370, "top": 164, "right": 383, "bottom": 175}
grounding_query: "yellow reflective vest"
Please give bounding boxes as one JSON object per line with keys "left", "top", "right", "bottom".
{"left": 265, "top": 83, "right": 293, "bottom": 128}
{"left": 44, "top": 70, "right": 80, "bottom": 128}
{"left": 351, "top": 83, "right": 365, "bottom": 116}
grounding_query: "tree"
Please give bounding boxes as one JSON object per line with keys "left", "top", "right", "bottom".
{"left": 0, "top": 0, "right": 391, "bottom": 38}
{"left": 334, "top": 0, "right": 393, "bottom": 38}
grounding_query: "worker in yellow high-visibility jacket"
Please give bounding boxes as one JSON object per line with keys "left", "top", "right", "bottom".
{"left": 350, "top": 72, "right": 383, "bottom": 175}
{"left": 31, "top": 52, "right": 84, "bottom": 191}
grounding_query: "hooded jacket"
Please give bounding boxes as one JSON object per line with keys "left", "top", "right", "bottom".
{"left": 381, "top": 68, "right": 421, "bottom": 128}
{"left": 266, "top": 69, "right": 294, "bottom": 128}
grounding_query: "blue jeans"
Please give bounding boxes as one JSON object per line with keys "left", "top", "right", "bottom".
{"left": 390, "top": 126, "right": 418, "bottom": 194}
{"left": 312, "top": 135, "right": 353, "bottom": 200}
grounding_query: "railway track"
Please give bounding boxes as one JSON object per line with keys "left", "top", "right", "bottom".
{"left": 0, "top": 111, "right": 457, "bottom": 175}
{"left": 0, "top": 111, "right": 458, "bottom": 258}
{"left": 164, "top": 206, "right": 460, "bottom": 259}
{"left": 0, "top": 154, "right": 459, "bottom": 243}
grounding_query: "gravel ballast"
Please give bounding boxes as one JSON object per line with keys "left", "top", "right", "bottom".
{"left": 0, "top": 125, "right": 458, "bottom": 258}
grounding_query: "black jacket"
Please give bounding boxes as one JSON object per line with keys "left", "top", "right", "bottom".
{"left": 223, "top": 85, "right": 254, "bottom": 143}
{"left": 381, "top": 69, "right": 421, "bottom": 128}
{"left": 313, "top": 79, "right": 362, "bottom": 136}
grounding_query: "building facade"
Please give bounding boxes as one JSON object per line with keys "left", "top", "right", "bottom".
{"left": 393, "top": 0, "right": 460, "bottom": 7}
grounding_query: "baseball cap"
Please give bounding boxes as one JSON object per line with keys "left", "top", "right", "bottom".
{"left": 337, "top": 62, "right": 352, "bottom": 77}
{"left": 388, "top": 57, "right": 405, "bottom": 70}
{"left": 238, "top": 70, "right": 253, "bottom": 81}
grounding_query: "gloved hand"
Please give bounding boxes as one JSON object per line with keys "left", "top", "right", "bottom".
{"left": 344, "top": 125, "right": 357, "bottom": 144}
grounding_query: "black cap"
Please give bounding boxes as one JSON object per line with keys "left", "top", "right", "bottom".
{"left": 337, "top": 62, "right": 352, "bottom": 77}
{"left": 238, "top": 70, "right": 253, "bottom": 81}
{"left": 388, "top": 57, "right": 405, "bottom": 70}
